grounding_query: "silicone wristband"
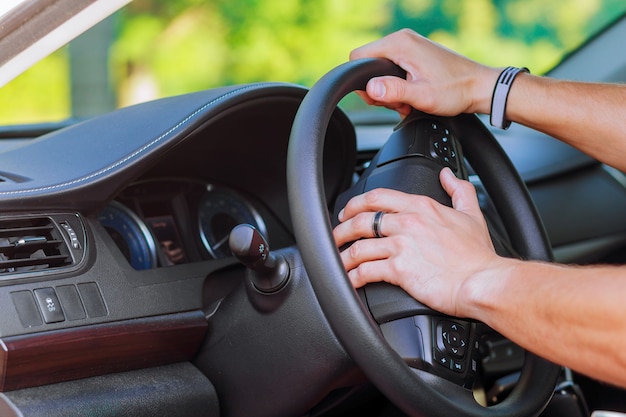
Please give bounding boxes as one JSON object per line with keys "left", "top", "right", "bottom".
{"left": 490, "top": 66, "right": 529, "bottom": 130}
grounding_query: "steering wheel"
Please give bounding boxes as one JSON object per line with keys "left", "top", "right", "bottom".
{"left": 287, "top": 58, "right": 560, "bottom": 417}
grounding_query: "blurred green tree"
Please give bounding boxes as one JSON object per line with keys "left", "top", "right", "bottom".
{"left": 113, "top": 0, "right": 387, "bottom": 106}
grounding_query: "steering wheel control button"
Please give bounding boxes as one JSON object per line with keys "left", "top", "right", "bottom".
{"left": 433, "top": 350, "right": 452, "bottom": 368}
{"left": 438, "top": 320, "right": 469, "bottom": 359}
{"left": 451, "top": 360, "right": 465, "bottom": 373}
{"left": 33, "top": 287, "right": 65, "bottom": 323}
{"left": 446, "top": 330, "right": 461, "bottom": 346}
{"left": 429, "top": 125, "right": 459, "bottom": 171}
{"left": 434, "top": 350, "right": 465, "bottom": 374}
{"left": 445, "top": 331, "right": 466, "bottom": 357}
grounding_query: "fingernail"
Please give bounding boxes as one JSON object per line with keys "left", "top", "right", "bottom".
{"left": 338, "top": 209, "right": 345, "bottom": 221}
{"left": 370, "top": 80, "right": 386, "bottom": 98}
{"left": 441, "top": 167, "right": 454, "bottom": 178}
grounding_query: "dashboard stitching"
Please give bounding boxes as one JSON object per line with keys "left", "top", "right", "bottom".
{"left": 0, "top": 83, "right": 285, "bottom": 196}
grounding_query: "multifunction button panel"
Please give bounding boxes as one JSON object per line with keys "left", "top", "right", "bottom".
{"left": 431, "top": 318, "right": 479, "bottom": 388}
{"left": 429, "top": 122, "right": 459, "bottom": 172}
{"left": 434, "top": 320, "right": 470, "bottom": 373}
{"left": 376, "top": 116, "right": 466, "bottom": 178}
{"left": 11, "top": 282, "right": 108, "bottom": 328}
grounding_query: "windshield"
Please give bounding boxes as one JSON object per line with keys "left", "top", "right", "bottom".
{"left": 1, "top": 0, "right": 625, "bottom": 125}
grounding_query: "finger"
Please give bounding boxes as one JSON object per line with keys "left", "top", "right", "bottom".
{"left": 439, "top": 167, "right": 482, "bottom": 216}
{"left": 353, "top": 89, "right": 411, "bottom": 115}
{"left": 339, "top": 238, "right": 393, "bottom": 272}
{"left": 334, "top": 210, "right": 390, "bottom": 247}
{"left": 346, "top": 258, "right": 392, "bottom": 289}
{"left": 349, "top": 29, "right": 423, "bottom": 63}
{"left": 333, "top": 212, "right": 374, "bottom": 247}
{"left": 354, "top": 90, "right": 376, "bottom": 106}
{"left": 384, "top": 103, "right": 412, "bottom": 117}
{"left": 338, "top": 188, "right": 431, "bottom": 223}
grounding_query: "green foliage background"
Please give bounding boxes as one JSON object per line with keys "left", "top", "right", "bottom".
{"left": 1, "top": 0, "right": 624, "bottom": 123}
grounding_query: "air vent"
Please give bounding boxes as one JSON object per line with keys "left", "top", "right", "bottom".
{"left": 0, "top": 217, "right": 72, "bottom": 274}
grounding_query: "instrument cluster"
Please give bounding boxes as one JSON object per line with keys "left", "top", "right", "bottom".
{"left": 98, "top": 178, "right": 267, "bottom": 270}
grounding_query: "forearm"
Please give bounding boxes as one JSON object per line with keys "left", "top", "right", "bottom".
{"left": 503, "top": 73, "right": 626, "bottom": 171}
{"left": 464, "top": 258, "right": 626, "bottom": 387}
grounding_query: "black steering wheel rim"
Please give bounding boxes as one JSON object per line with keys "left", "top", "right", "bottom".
{"left": 287, "top": 58, "right": 560, "bottom": 417}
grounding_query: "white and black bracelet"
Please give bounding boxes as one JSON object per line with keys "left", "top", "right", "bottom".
{"left": 490, "top": 66, "right": 529, "bottom": 130}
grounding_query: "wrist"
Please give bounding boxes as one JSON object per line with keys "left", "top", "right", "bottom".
{"left": 456, "top": 256, "right": 519, "bottom": 322}
{"left": 468, "top": 66, "right": 502, "bottom": 115}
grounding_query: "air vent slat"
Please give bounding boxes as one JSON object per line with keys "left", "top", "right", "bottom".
{"left": 0, "top": 240, "right": 65, "bottom": 257}
{"left": 0, "top": 225, "right": 54, "bottom": 238}
{"left": 0, "top": 255, "right": 69, "bottom": 270}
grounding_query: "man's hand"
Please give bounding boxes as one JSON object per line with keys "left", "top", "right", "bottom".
{"left": 333, "top": 167, "right": 501, "bottom": 317}
{"left": 349, "top": 29, "right": 499, "bottom": 117}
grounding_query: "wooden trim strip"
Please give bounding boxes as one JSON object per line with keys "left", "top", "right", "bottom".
{"left": 0, "top": 310, "right": 208, "bottom": 391}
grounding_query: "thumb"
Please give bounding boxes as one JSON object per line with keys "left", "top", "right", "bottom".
{"left": 365, "top": 76, "right": 414, "bottom": 117}
{"left": 366, "top": 76, "right": 409, "bottom": 103}
{"left": 439, "top": 167, "right": 482, "bottom": 216}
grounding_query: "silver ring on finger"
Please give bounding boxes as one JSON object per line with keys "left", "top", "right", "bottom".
{"left": 372, "top": 211, "right": 385, "bottom": 238}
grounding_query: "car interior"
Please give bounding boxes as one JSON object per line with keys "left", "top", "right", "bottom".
{"left": 0, "top": 1, "right": 625, "bottom": 417}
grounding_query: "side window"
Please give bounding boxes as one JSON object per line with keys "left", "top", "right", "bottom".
{"left": 0, "top": 1, "right": 624, "bottom": 125}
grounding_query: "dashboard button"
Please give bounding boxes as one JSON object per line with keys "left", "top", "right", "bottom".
{"left": 78, "top": 282, "right": 108, "bottom": 318}
{"left": 56, "top": 285, "right": 86, "bottom": 321}
{"left": 33, "top": 287, "right": 65, "bottom": 323}
{"left": 11, "top": 291, "right": 43, "bottom": 327}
